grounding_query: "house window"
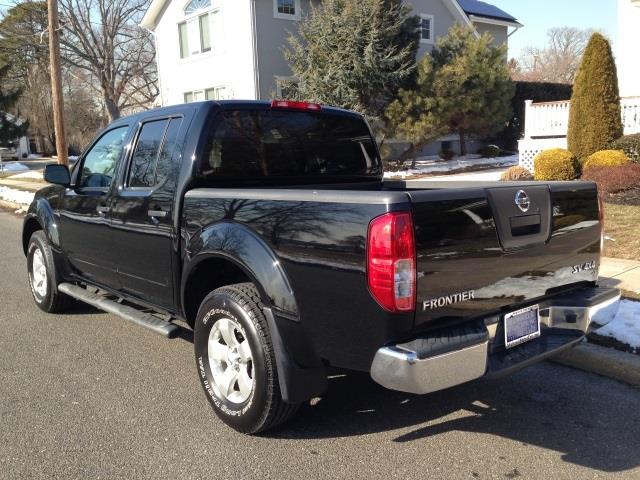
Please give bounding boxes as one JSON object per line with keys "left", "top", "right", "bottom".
{"left": 178, "top": 2, "right": 221, "bottom": 59}
{"left": 205, "top": 86, "right": 226, "bottom": 100}
{"left": 419, "top": 14, "right": 434, "bottom": 43}
{"left": 274, "top": 0, "right": 300, "bottom": 19}
{"left": 275, "top": 76, "right": 299, "bottom": 99}
{"left": 184, "top": 0, "right": 210, "bottom": 15}
{"left": 184, "top": 86, "right": 226, "bottom": 103}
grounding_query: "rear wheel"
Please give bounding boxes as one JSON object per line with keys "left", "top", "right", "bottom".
{"left": 27, "top": 231, "right": 72, "bottom": 313}
{"left": 194, "top": 283, "right": 299, "bottom": 434}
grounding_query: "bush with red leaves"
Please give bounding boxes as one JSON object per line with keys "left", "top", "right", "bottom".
{"left": 581, "top": 164, "right": 640, "bottom": 195}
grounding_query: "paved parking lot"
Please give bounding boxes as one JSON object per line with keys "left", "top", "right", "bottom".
{"left": 1, "top": 210, "right": 640, "bottom": 480}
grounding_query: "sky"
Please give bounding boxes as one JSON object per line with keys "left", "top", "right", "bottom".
{"left": 487, "top": 0, "right": 618, "bottom": 59}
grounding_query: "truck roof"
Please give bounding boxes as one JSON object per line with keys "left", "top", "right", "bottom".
{"left": 112, "top": 100, "right": 363, "bottom": 129}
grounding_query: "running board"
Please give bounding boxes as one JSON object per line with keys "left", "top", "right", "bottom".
{"left": 58, "top": 283, "right": 180, "bottom": 338}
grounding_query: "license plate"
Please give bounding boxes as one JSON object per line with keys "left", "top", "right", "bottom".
{"left": 504, "top": 304, "right": 540, "bottom": 349}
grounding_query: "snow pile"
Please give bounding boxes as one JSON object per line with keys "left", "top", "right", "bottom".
{"left": 0, "top": 186, "right": 35, "bottom": 205}
{"left": 384, "top": 154, "right": 518, "bottom": 179}
{"left": 593, "top": 299, "right": 640, "bottom": 353}
{"left": 0, "top": 162, "right": 29, "bottom": 174}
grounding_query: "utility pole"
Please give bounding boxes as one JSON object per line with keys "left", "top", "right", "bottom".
{"left": 47, "top": 0, "right": 68, "bottom": 166}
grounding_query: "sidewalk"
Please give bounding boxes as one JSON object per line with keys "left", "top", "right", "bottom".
{"left": 599, "top": 257, "right": 640, "bottom": 295}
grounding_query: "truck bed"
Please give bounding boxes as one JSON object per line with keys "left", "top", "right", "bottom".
{"left": 183, "top": 179, "right": 601, "bottom": 370}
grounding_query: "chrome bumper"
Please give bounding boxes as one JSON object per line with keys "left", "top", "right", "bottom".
{"left": 370, "top": 342, "right": 488, "bottom": 395}
{"left": 370, "top": 289, "right": 621, "bottom": 395}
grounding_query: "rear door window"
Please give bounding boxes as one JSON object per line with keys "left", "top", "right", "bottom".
{"left": 155, "top": 118, "right": 183, "bottom": 187}
{"left": 203, "top": 110, "right": 381, "bottom": 179}
{"left": 128, "top": 119, "right": 169, "bottom": 188}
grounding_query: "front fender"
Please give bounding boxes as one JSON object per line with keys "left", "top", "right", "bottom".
{"left": 183, "top": 221, "right": 299, "bottom": 316}
{"left": 24, "top": 194, "right": 60, "bottom": 251}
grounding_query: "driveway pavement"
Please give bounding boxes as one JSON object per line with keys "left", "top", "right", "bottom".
{"left": 1, "top": 210, "right": 640, "bottom": 479}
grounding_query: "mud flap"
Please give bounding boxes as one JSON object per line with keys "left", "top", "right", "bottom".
{"left": 263, "top": 307, "right": 327, "bottom": 404}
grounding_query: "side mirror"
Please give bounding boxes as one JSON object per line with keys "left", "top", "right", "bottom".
{"left": 44, "top": 164, "right": 71, "bottom": 186}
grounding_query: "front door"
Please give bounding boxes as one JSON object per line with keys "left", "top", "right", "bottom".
{"left": 109, "top": 116, "right": 184, "bottom": 309}
{"left": 58, "top": 125, "right": 130, "bottom": 288}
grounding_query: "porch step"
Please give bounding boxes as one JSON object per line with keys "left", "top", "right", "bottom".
{"left": 58, "top": 283, "right": 180, "bottom": 338}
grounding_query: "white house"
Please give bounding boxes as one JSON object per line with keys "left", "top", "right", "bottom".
{"left": 141, "top": 0, "right": 521, "bottom": 108}
{"left": 518, "top": 0, "right": 640, "bottom": 171}
{"left": 617, "top": 0, "right": 640, "bottom": 97}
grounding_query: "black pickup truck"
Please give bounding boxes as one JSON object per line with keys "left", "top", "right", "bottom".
{"left": 23, "top": 100, "right": 619, "bottom": 434}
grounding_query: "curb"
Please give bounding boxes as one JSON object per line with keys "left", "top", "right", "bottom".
{"left": 552, "top": 341, "right": 640, "bottom": 387}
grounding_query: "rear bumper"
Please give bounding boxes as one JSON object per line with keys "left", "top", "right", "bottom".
{"left": 370, "top": 286, "right": 620, "bottom": 395}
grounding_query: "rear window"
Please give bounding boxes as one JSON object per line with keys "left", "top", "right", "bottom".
{"left": 202, "top": 110, "right": 381, "bottom": 179}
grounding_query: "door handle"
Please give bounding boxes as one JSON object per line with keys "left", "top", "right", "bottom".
{"left": 147, "top": 210, "right": 168, "bottom": 218}
{"left": 96, "top": 205, "right": 109, "bottom": 216}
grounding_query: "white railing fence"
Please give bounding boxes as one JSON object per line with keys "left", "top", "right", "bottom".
{"left": 523, "top": 99, "right": 570, "bottom": 139}
{"left": 518, "top": 97, "right": 640, "bottom": 172}
{"left": 523, "top": 97, "right": 640, "bottom": 140}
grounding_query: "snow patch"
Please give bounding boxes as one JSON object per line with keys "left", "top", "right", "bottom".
{"left": 0, "top": 186, "right": 35, "bottom": 205}
{"left": 7, "top": 170, "right": 44, "bottom": 180}
{"left": 383, "top": 155, "right": 518, "bottom": 179}
{"left": 594, "top": 300, "right": 640, "bottom": 352}
{"left": 0, "top": 162, "right": 29, "bottom": 173}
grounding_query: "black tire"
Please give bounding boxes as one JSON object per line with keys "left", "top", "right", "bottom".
{"left": 27, "top": 231, "right": 73, "bottom": 313}
{"left": 194, "top": 283, "right": 299, "bottom": 434}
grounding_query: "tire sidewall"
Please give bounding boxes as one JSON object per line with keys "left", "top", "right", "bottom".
{"left": 27, "top": 233, "right": 55, "bottom": 310}
{"left": 194, "top": 290, "right": 273, "bottom": 432}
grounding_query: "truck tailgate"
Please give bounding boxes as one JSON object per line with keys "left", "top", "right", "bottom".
{"left": 407, "top": 181, "right": 601, "bottom": 328}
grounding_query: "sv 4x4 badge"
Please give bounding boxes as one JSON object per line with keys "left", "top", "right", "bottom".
{"left": 572, "top": 260, "right": 597, "bottom": 274}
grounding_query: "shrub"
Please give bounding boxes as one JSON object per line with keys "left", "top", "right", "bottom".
{"left": 582, "top": 164, "right": 640, "bottom": 194}
{"left": 500, "top": 166, "right": 534, "bottom": 181}
{"left": 533, "top": 148, "right": 580, "bottom": 180}
{"left": 478, "top": 144, "right": 500, "bottom": 158}
{"left": 439, "top": 148, "right": 454, "bottom": 160}
{"left": 611, "top": 133, "right": 640, "bottom": 162}
{"left": 567, "top": 33, "right": 623, "bottom": 160}
{"left": 583, "top": 150, "right": 630, "bottom": 169}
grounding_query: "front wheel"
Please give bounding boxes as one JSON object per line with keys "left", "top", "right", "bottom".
{"left": 194, "top": 283, "right": 299, "bottom": 434}
{"left": 27, "top": 231, "right": 72, "bottom": 313}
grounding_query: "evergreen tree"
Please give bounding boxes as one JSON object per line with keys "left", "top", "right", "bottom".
{"left": 0, "top": 65, "right": 28, "bottom": 145}
{"left": 567, "top": 33, "right": 622, "bottom": 161}
{"left": 386, "top": 24, "right": 514, "bottom": 158}
{"left": 284, "top": 0, "right": 420, "bottom": 121}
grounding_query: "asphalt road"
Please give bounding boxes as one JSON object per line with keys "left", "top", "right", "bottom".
{"left": 1, "top": 210, "right": 640, "bottom": 480}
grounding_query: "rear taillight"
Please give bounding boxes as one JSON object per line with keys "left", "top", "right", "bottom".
{"left": 270, "top": 100, "right": 322, "bottom": 111}
{"left": 367, "top": 212, "right": 416, "bottom": 312}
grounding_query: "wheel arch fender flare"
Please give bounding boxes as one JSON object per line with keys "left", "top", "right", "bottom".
{"left": 23, "top": 198, "right": 59, "bottom": 255}
{"left": 181, "top": 221, "right": 299, "bottom": 316}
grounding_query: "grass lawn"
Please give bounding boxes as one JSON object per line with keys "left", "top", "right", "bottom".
{"left": 602, "top": 201, "right": 640, "bottom": 261}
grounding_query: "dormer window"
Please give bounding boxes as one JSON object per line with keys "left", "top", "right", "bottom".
{"left": 273, "top": 0, "right": 300, "bottom": 20}
{"left": 178, "top": 0, "right": 221, "bottom": 59}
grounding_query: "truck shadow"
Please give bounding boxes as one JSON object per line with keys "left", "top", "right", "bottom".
{"left": 271, "top": 362, "right": 640, "bottom": 473}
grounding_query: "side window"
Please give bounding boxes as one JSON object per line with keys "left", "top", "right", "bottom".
{"left": 128, "top": 119, "right": 168, "bottom": 188}
{"left": 155, "top": 118, "right": 183, "bottom": 187}
{"left": 78, "top": 126, "right": 128, "bottom": 189}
